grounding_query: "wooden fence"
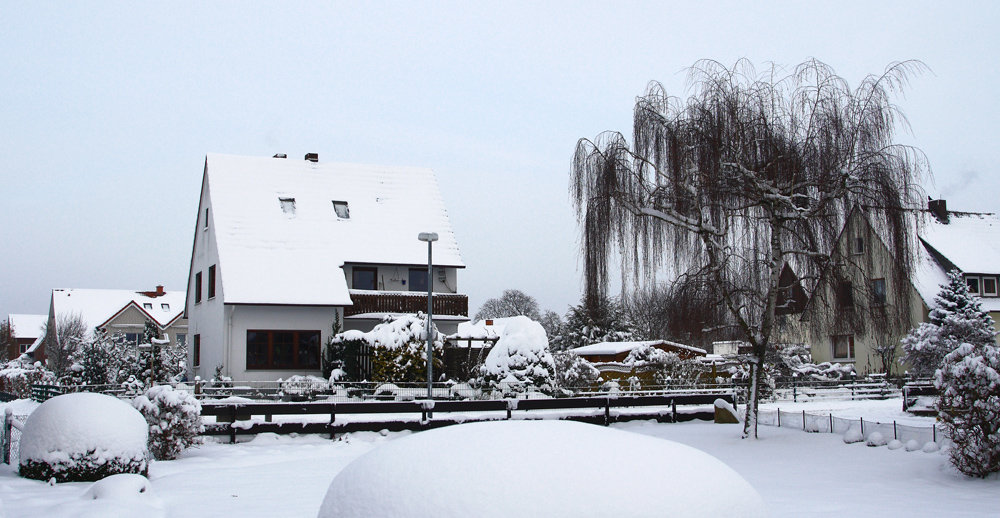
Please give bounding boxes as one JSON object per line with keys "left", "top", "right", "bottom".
{"left": 201, "top": 393, "right": 734, "bottom": 443}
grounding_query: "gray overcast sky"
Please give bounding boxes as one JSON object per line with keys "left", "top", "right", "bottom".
{"left": 3, "top": 1, "right": 999, "bottom": 320}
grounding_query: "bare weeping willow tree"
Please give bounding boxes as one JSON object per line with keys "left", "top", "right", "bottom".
{"left": 572, "top": 59, "right": 927, "bottom": 437}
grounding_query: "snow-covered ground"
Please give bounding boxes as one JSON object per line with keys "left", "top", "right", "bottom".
{"left": 0, "top": 398, "right": 996, "bottom": 517}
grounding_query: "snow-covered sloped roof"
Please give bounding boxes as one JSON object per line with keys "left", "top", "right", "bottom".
{"left": 205, "top": 153, "right": 464, "bottom": 305}
{"left": 570, "top": 340, "right": 707, "bottom": 356}
{"left": 919, "top": 211, "right": 1000, "bottom": 275}
{"left": 7, "top": 314, "right": 47, "bottom": 339}
{"left": 915, "top": 211, "right": 1000, "bottom": 312}
{"left": 50, "top": 288, "right": 186, "bottom": 336}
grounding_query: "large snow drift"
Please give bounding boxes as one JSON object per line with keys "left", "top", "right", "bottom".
{"left": 317, "top": 420, "right": 765, "bottom": 518}
{"left": 19, "top": 392, "right": 149, "bottom": 481}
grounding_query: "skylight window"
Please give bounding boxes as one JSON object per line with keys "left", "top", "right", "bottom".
{"left": 279, "top": 197, "right": 296, "bottom": 215}
{"left": 161, "top": 303, "right": 170, "bottom": 311}
{"left": 332, "top": 200, "right": 350, "bottom": 219}
{"left": 143, "top": 303, "right": 153, "bottom": 310}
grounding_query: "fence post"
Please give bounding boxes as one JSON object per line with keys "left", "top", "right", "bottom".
{"left": 933, "top": 424, "right": 937, "bottom": 443}
{"left": 3, "top": 407, "right": 11, "bottom": 465}
{"left": 829, "top": 413, "right": 833, "bottom": 433}
{"left": 777, "top": 408, "right": 780, "bottom": 427}
{"left": 230, "top": 406, "right": 237, "bottom": 444}
{"left": 671, "top": 399, "right": 677, "bottom": 423}
{"left": 792, "top": 376, "right": 798, "bottom": 402}
{"left": 802, "top": 410, "right": 806, "bottom": 431}
{"left": 604, "top": 398, "right": 610, "bottom": 426}
{"left": 860, "top": 417, "right": 864, "bottom": 436}
{"left": 893, "top": 421, "right": 897, "bottom": 440}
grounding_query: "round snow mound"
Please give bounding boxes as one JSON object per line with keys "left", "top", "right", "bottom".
{"left": 317, "top": 420, "right": 765, "bottom": 518}
{"left": 19, "top": 393, "right": 149, "bottom": 482}
{"left": 82, "top": 474, "right": 152, "bottom": 500}
{"left": 865, "top": 432, "right": 887, "bottom": 447}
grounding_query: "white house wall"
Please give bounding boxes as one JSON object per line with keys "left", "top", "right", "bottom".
{"left": 226, "top": 304, "right": 340, "bottom": 381}
{"left": 187, "top": 170, "right": 226, "bottom": 381}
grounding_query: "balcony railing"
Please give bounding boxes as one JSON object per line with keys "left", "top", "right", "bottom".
{"left": 345, "top": 290, "right": 468, "bottom": 317}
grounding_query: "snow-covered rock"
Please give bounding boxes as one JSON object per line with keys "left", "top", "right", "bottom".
{"left": 843, "top": 425, "right": 863, "bottom": 444}
{"left": 866, "top": 432, "right": 887, "bottom": 447}
{"left": 317, "top": 420, "right": 765, "bottom": 518}
{"left": 81, "top": 474, "right": 153, "bottom": 500}
{"left": 19, "top": 393, "right": 149, "bottom": 482}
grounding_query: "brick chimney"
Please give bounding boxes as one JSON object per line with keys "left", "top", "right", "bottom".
{"left": 139, "top": 285, "right": 166, "bottom": 298}
{"left": 928, "top": 198, "right": 949, "bottom": 223}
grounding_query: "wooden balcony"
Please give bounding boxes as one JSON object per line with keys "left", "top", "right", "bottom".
{"left": 345, "top": 290, "right": 468, "bottom": 317}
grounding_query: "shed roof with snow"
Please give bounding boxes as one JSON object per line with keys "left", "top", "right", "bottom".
{"left": 202, "top": 153, "right": 464, "bottom": 306}
{"left": 571, "top": 340, "right": 707, "bottom": 357}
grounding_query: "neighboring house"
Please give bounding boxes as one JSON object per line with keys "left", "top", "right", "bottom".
{"left": 802, "top": 199, "right": 999, "bottom": 374}
{"left": 45, "top": 286, "right": 188, "bottom": 356}
{"left": 6, "top": 314, "right": 47, "bottom": 361}
{"left": 186, "top": 153, "right": 467, "bottom": 381}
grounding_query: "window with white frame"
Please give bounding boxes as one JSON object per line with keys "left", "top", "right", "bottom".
{"left": 982, "top": 276, "right": 997, "bottom": 297}
{"left": 832, "top": 334, "right": 854, "bottom": 359}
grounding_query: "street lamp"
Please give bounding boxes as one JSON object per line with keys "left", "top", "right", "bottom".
{"left": 417, "top": 232, "right": 438, "bottom": 401}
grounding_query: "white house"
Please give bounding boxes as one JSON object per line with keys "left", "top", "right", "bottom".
{"left": 186, "top": 153, "right": 467, "bottom": 381}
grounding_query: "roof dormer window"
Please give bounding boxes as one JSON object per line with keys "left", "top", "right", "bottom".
{"left": 143, "top": 303, "right": 153, "bottom": 310}
{"left": 161, "top": 303, "right": 170, "bottom": 311}
{"left": 332, "top": 200, "right": 350, "bottom": 219}
{"left": 279, "top": 197, "right": 296, "bottom": 215}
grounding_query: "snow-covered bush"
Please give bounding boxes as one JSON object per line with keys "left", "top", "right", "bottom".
{"left": 478, "top": 316, "right": 556, "bottom": 395}
{"left": 280, "top": 375, "right": 330, "bottom": 399}
{"left": 552, "top": 351, "right": 600, "bottom": 393}
{"left": 132, "top": 385, "right": 204, "bottom": 461}
{"left": 903, "top": 270, "right": 998, "bottom": 377}
{"left": 624, "top": 343, "right": 706, "bottom": 385}
{"left": 0, "top": 360, "right": 56, "bottom": 399}
{"left": 549, "top": 297, "right": 636, "bottom": 351}
{"left": 20, "top": 393, "right": 149, "bottom": 482}
{"left": 935, "top": 339, "right": 1000, "bottom": 477}
{"left": 790, "top": 361, "right": 855, "bottom": 381}
{"left": 329, "top": 314, "right": 443, "bottom": 382}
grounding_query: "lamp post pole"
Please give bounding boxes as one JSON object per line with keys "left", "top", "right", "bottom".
{"left": 418, "top": 232, "right": 438, "bottom": 401}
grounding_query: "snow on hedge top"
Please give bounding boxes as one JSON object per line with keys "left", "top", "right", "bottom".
{"left": 339, "top": 314, "right": 435, "bottom": 349}
{"left": 480, "top": 316, "right": 553, "bottom": 381}
{"left": 19, "top": 393, "right": 148, "bottom": 465}
{"left": 317, "top": 420, "right": 765, "bottom": 518}
{"left": 204, "top": 153, "right": 464, "bottom": 305}
{"left": 571, "top": 339, "right": 706, "bottom": 357}
{"left": 51, "top": 289, "right": 185, "bottom": 335}
{"left": 449, "top": 317, "right": 518, "bottom": 340}
{"left": 7, "top": 314, "right": 46, "bottom": 339}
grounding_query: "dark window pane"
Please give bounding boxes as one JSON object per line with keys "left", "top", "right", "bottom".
{"left": 298, "top": 331, "right": 320, "bottom": 368}
{"left": 353, "top": 267, "right": 377, "bottom": 290}
{"left": 409, "top": 268, "right": 428, "bottom": 292}
{"left": 983, "top": 277, "right": 997, "bottom": 296}
{"left": 193, "top": 334, "right": 200, "bottom": 367}
{"left": 967, "top": 276, "right": 981, "bottom": 294}
{"left": 208, "top": 265, "right": 217, "bottom": 299}
{"left": 836, "top": 281, "right": 854, "bottom": 309}
{"left": 247, "top": 331, "right": 269, "bottom": 368}
{"left": 871, "top": 279, "right": 886, "bottom": 306}
{"left": 832, "top": 335, "right": 853, "bottom": 359}
{"left": 195, "top": 272, "right": 202, "bottom": 303}
{"left": 273, "top": 331, "right": 295, "bottom": 368}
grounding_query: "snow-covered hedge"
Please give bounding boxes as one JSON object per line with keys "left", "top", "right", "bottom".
{"left": 280, "top": 375, "right": 330, "bottom": 398}
{"left": 20, "top": 393, "right": 149, "bottom": 482}
{"left": 0, "top": 360, "right": 55, "bottom": 399}
{"left": 329, "top": 314, "right": 443, "bottom": 382}
{"left": 552, "top": 351, "right": 600, "bottom": 392}
{"left": 132, "top": 385, "right": 204, "bottom": 461}
{"left": 478, "top": 316, "right": 556, "bottom": 395}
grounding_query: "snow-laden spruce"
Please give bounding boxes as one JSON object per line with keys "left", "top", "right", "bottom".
{"left": 552, "top": 350, "right": 600, "bottom": 393}
{"left": 903, "top": 270, "right": 997, "bottom": 376}
{"left": 317, "top": 420, "right": 765, "bottom": 518}
{"left": 477, "top": 316, "right": 556, "bottom": 395}
{"left": 20, "top": 392, "right": 149, "bottom": 482}
{"left": 133, "top": 385, "right": 204, "bottom": 461}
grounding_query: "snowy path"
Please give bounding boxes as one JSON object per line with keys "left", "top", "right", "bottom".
{"left": 0, "top": 399, "right": 996, "bottom": 517}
